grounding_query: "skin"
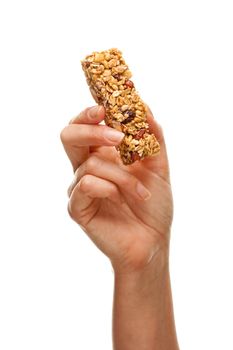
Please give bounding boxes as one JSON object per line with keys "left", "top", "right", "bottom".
{"left": 60, "top": 105, "right": 180, "bottom": 350}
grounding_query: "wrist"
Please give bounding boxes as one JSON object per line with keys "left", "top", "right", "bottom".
{"left": 112, "top": 247, "right": 179, "bottom": 350}
{"left": 113, "top": 247, "right": 169, "bottom": 283}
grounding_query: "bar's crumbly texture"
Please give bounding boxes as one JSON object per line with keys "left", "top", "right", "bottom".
{"left": 81, "top": 48, "right": 160, "bottom": 165}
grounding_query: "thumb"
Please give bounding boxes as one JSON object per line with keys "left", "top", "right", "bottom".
{"left": 146, "top": 105, "right": 165, "bottom": 147}
{"left": 143, "top": 105, "right": 170, "bottom": 181}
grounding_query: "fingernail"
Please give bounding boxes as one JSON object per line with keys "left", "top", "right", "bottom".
{"left": 136, "top": 182, "right": 151, "bottom": 200}
{"left": 103, "top": 129, "right": 125, "bottom": 143}
{"left": 88, "top": 106, "right": 102, "bottom": 119}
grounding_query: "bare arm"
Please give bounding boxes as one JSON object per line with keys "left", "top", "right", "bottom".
{"left": 113, "top": 257, "right": 179, "bottom": 350}
{"left": 60, "top": 105, "right": 179, "bottom": 350}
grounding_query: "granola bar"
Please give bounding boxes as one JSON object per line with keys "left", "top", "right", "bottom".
{"left": 81, "top": 48, "right": 160, "bottom": 165}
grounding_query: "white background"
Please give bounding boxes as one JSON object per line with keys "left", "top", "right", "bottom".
{"left": 0, "top": 0, "right": 233, "bottom": 349}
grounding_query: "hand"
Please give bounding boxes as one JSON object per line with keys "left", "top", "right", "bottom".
{"left": 60, "top": 106, "right": 173, "bottom": 273}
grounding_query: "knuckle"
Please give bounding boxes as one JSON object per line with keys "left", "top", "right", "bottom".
{"left": 120, "top": 173, "right": 134, "bottom": 187}
{"left": 79, "top": 175, "right": 92, "bottom": 192}
{"left": 85, "top": 155, "right": 101, "bottom": 173}
{"left": 67, "top": 200, "right": 77, "bottom": 221}
{"left": 88, "top": 126, "right": 100, "bottom": 142}
{"left": 88, "top": 125, "right": 106, "bottom": 144}
{"left": 110, "top": 184, "right": 118, "bottom": 196}
{"left": 67, "top": 186, "right": 71, "bottom": 197}
{"left": 60, "top": 126, "right": 69, "bottom": 144}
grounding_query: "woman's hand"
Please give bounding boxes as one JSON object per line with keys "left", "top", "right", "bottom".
{"left": 60, "top": 105, "right": 173, "bottom": 274}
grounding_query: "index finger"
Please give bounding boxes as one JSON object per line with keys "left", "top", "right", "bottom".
{"left": 69, "top": 105, "right": 105, "bottom": 125}
{"left": 61, "top": 106, "right": 105, "bottom": 171}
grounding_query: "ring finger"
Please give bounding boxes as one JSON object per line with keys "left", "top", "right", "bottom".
{"left": 69, "top": 155, "right": 152, "bottom": 202}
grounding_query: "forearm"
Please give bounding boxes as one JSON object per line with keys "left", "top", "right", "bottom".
{"left": 113, "top": 254, "right": 179, "bottom": 350}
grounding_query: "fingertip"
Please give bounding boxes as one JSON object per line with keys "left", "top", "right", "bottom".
{"left": 146, "top": 109, "right": 164, "bottom": 141}
{"left": 87, "top": 105, "right": 104, "bottom": 119}
{"left": 69, "top": 105, "right": 105, "bottom": 125}
{"left": 97, "top": 105, "right": 105, "bottom": 118}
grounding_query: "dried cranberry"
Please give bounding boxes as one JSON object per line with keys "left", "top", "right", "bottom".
{"left": 131, "top": 152, "right": 141, "bottom": 162}
{"left": 134, "top": 128, "right": 146, "bottom": 140}
{"left": 125, "top": 80, "right": 134, "bottom": 88}
{"left": 84, "top": 61, "right": 91, "bottom": 68}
